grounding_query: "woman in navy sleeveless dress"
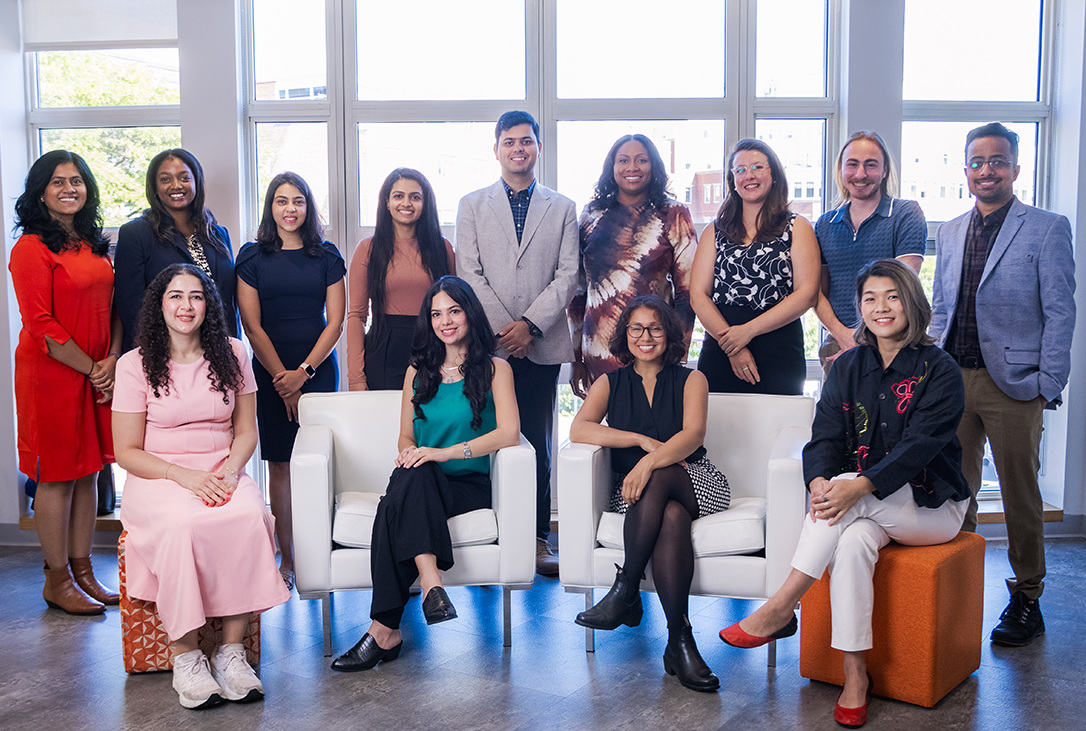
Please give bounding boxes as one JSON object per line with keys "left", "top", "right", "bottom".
{"left": 236, "top": 172, "right": 346, "bottom": 590}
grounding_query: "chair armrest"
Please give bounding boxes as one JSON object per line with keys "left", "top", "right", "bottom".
{"left": 764, "top": 425, "right": 810, "bottom": 596}
{"left": 291, "top": 424, "right": 334, "bottom": 594}
{"left": 556, "top": 441, "right": 612, "bottom": 587}
{"left": 491, "top": 436, "right": 537, "bottom": 584}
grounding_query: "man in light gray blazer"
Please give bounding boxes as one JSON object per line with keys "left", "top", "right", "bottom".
{"left": 930, "top": 122, "right": 1075, "bottom": 647}
{"left": 456, "top": 111, "right": 580, "bottom": 576}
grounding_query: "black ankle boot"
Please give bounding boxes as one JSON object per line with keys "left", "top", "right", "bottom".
{"left": 663, "top": 617, "right": 720, "bottom": 692}
{"left": 575, "top": 564, "right": 643, "bottom": 630}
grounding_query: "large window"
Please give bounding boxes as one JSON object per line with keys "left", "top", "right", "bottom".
{"left": 28, "top": 49, "right": 182, "bottom": 228}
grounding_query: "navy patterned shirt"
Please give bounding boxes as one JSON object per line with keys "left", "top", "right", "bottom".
{"left": 502, "top": 178, "right": 536, "bottom": 244}
{"left": 803, "top": 343, "right": 970, "bottom": 509}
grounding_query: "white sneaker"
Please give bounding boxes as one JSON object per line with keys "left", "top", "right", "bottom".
{"left": 172, "top": 649, "right": 223, "bottom": 710}
{"left": 211, "top": 643, "right": 264, "bottom": 703}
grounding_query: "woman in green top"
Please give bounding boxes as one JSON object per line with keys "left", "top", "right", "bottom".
{"left": 331, "top": 275, "right": 519, "bottom": 672}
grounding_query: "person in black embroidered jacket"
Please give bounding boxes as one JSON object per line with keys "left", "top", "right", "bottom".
{"left": 719, "top": 258, "right": 969, "bottom": 728}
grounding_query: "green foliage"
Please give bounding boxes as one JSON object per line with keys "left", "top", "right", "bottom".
{"left": 36, "top": 51, "right": 182, "bottom": 227}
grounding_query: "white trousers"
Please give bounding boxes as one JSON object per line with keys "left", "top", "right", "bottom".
{"left": 791, "top": 474, "right": 967, "bottom": 652}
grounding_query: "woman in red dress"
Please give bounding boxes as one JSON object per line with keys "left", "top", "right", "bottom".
{"left": 10, "top": 150, "right": 121, "bottom": 615}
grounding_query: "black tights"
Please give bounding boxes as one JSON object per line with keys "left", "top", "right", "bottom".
{"left": 620, "top": 464, "right": 698, "bottom": 639}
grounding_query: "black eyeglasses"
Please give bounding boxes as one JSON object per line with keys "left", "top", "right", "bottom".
{"left": 968, "top": 158, "right": 1014, "bottom": 171}
{"left": 627, "top": 324, "right": 665, "bottom": 338}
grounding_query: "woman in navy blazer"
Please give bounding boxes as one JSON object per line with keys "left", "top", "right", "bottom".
{"left": 115, "top": 149, "right": 239, "bottom": 352}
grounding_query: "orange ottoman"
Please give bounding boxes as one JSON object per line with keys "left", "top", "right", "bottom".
{"left": 118, "top": 530, "right": 260, "bottom": 673}
{"left": 799, "top": 531, "right": 984, "bottom": 707}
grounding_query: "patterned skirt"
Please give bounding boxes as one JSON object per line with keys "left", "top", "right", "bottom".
{"left": 609, "top": 455, "right": 730, "bottom": 518}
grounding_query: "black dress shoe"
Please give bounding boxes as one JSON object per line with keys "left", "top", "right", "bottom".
{"left": 663, "top": 618, "right": 720, "bottom": 693}
{"left": 575, "top": 564, "right": 643, "bottom": 630}
{"left": 422, "top": 586, "right": 458, "bottom": 625}
{"left": 330, "top": 633, "right": 402, "bottom": 672}
{"left": 991, "top": 592, "right": 1045, "bottom": 646}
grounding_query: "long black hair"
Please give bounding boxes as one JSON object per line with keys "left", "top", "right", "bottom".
{"left": 410, "top": 276, "right": 496, "bottom": 430}
{"left": 142, "top": 148, "right": 229, "bottom": 255}
{"left": 13, "top": 150, "right": 109, "bottom": 255}
{"left": 255, "top": 171, "right": 326, "bottom": 257}
{"left": 588, "top": 134, "right": 671, "bottom": 211}
{"left": 367, "top": 168, "right": 450, "bottom": 334}
{"left": 715, "top": 138, "right": 791, "bottom": 244}
{"left": 134, "top": 263, "right": 243, "bottom": 404}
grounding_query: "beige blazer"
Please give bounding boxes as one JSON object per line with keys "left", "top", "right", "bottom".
{"left": 455, "top": 180, "right": 580, "bottom": 365}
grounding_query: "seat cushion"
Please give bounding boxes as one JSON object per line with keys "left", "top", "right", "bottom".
{"left": 332, "top": 491, "right": 498, "bottom": 549}
{"left": 595, "top": 496, "right": 766, "bottom": 558}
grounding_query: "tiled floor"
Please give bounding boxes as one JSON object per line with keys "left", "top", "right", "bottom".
{"left": 1, "top": 537, "right": 1083, "bottom": 730}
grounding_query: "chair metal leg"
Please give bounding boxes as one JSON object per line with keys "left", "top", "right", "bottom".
{"left": 503, "top": 586, "right": 512, "bottom": 648}
{"left": 767, "top": 638, "right": 776, "bottom": 668}
{"left": 584, "top": 589, "right": 595, "bottom": 653}
{"left": 322, "top": 594, "right": 332, "bottom": 657}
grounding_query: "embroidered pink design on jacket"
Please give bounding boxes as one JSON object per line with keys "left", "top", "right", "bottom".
{"left": 892, "top": 377, "right": 918, "bottom": 414}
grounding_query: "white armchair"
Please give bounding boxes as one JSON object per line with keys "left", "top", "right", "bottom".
{"left": 557, "top": 392, "right": 814, "bottom": 663}
{"left": 291, "top": 390, "right": 537, "bottom": 656}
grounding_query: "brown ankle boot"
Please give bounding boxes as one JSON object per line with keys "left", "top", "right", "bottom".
{"left": 69, "top": 556, "right": 120, "bottom": 605}
{"left": 43, "top": 562, "right": 105, "bottom": 615}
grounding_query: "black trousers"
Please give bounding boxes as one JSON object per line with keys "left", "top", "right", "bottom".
{"left": 363, "top": 314, "right": 416, "bottom": 391}
{"left": 369, "top": 462, "right": 490, "bottom": 629}
{"left": 508, "top": 357, "right": 560, "bottom": 540}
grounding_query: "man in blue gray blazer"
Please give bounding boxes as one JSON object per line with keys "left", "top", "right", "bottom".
{"left": 930, "top": 122, "right": 1075, "bottom": 647}
{"left": 456, "top": 111, "right": 580, "bottom": 575}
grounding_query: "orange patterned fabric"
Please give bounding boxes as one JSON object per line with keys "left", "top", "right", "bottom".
{"left": 799, "top": 531, "right": 985, "bottom": 708}
{"left": 118, "top": 531, "right": 260, "bottom": 673}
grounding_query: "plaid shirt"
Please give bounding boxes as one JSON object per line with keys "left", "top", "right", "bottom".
{"left": 502, "top": 178, "right": 535, "bottom": 244}
{"left": 947, "top": 198, "right": 1013, "bottom": 364}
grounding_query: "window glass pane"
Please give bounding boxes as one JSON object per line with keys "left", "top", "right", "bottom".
{"left": 755, "top": 118, "right": 825, "bottom": 221}
{"left": 39, "top": 126, "right": 182, "bottom": 227}
{"left": 357, "top": 123, "right": 497, "bottom": 226}
{"left": 556, "top": 0, "right": 726, "bottom": 98}
{"left": 36, "top": 50, "right": 179, "bottom": 107}
{"left": 252, "top": 0, "right": 327, "bottom": 100}
{"left": 255, "top": 122, "right": 330, "bottom": 224}
{"left": 356, "top": 1, "right": 524, "bottom": 101}
{"left": 757, "top": 0, "right": 826, "bottom": 97}
{"left": 900, "top": 121, "right": 1036, "bottom": 223}
{"left": 903, "top": 0, "right": 1041, "bottom": 101}
{"left": 555, "top": 120, "right": 727, "bottom": 226}
{"left": 755, "top": 118, "right": 825, "bottom": 359}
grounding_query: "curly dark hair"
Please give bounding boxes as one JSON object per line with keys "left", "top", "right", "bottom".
{"left": 608, "top": 294, "right": 687, "bottom": 366}
{"left": 134, "top": 263, "right": 244, "bottom": 404}
{"left": 715, "top": 138, "right": 791, "bottom": 244}
{"left": 142, "top": 148, "right": 229, "bottom": 256}
{"left": 255, "top": 171, "right": 326, "bottom": 257}
{"left": 410, "top": 276, "right": 496, "bottom": 430}
{"left": 368, "top": 168, "right": 450, "bottom": 335}
{"left": 13, "top": 150, "right": 109, "bottom": 255}
{"left": 588, "top": 134, "right": 671, "bottom": 211}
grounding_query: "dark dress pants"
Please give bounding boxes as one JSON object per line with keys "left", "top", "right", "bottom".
{"left": 508, "top": 357, "right": 560, "bottom": 541}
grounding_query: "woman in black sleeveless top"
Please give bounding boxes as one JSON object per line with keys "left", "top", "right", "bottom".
{"left": 569, "top": 295, "right": 730, "bottom": 693}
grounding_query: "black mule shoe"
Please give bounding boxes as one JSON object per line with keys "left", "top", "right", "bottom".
{"left": 330, "top": 633, "right": 403, "bottom": 672}
{"left": 663, "top": 618, "right": 720, "bottom": 692}
{"left": 575, "top": 564, "right": 643, "bottom": 630}
{"left": 422, "top": 586, "right": 458, "bottom": 625}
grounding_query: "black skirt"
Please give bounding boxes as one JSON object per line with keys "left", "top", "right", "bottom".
{"left": 697, "top": 303, "right": 805, "bottom": 395}
{"left": 363, "top": 314, "right": 416, "bottom": 390}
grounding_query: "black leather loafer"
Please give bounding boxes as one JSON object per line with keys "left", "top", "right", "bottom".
{"left": 422, "top": 586, "right": 458, "bottom": 625}
{"left": 330, "top": 633, "right": 402, "bottom": 672}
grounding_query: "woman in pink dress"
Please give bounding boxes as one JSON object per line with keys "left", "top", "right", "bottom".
{"left": 113, "top": 263, "right": 289, "bottom": 710}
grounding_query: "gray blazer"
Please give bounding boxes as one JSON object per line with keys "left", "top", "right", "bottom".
{"left": 455, "top": 180, "right": 580, "bottom": 365}
{"left": 929, "top": 197, "right": 1076, "bottom": 403}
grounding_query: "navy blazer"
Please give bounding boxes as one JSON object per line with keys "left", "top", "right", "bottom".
{"left": 114, "top": 215, "right": 240, "bottom": 352}
{"left": 930, "top": 197, "right": 1075, "bottom": 403}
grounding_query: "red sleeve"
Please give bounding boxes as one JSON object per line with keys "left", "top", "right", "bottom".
{"left": 9, "top": 236, "right": 75, "bottom": 353}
